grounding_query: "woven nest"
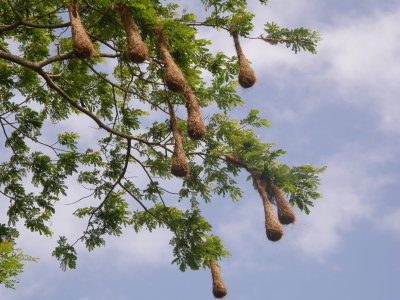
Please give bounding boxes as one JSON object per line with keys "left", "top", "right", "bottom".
{"left": 210, "top": 260, "right": 228, "bottom": 299}
{"left": 232, "top": 31, "right": 256, "bottom": 88}
{"left": 117, "top": 3, "right": 149, "bottom": 63}
{"left": 168, "top": 103, "right": 190, "bottom": 177}
{"left": 68, "top": 0, "right": 96, "bottom": 58}
{"left": 171, "top": 147, "right": 190, "bottom": 177}
{"left": 155, "top": 26, "right": 187, "bottom": 93}
{"left": 255, "top": 179, "right": 284, "bottom": 241}
{"left": 184, "top": 89, "right": 206, "bottom": 140}
{"left": 268, "top": 182, "right": 296, "bottom": 225}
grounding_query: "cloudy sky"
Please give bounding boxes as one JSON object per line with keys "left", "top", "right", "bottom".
{"left": 1, "top": 0, "right": 400, "bottom": 299}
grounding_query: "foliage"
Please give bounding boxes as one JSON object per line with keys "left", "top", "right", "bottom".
{"left": 0, "top": 224, "right": 37, "bottom": 289}
{"left": 0, "top": 0, "right": 323, "bottom": 287}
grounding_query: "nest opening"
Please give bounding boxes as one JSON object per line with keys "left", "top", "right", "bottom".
{"left": 185, "top": 90, "right": 206, "bottom": 140}
{"left": 232, "top": 31, "right": 256, "bottom": 88}
{"left": 68, "top": 0, "right": 96, "bottom": 58}
{"left": 155, "top": 27, "right": 187, "bottom": 93}
{"left": 210, "top": 261, "right": 228, "bottom": 299}
{"left": 117, "top": 3, "right": 149, "bottom": 63}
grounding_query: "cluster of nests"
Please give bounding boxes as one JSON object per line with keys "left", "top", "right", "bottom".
{"left": 67, "top": 1, "right": 275, "bottom": 298}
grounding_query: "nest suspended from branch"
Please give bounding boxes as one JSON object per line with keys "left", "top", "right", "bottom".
{"left": 168, "top": 102, "right": 190, "bottom": 177}
{"left": 155, "top": 26, "right": 187, "bottom": 93}
{"left": 267, "top": 182, "right": 296, "bottom": 225}
{"left": 255, "top": 178, "right": 284, "bottom": 241}
{"left": 210, "top": 260, "right": 228, "bottom": 298}
{"left": 184, "top": 89, "right": 206, "bottom": 140}
{"left": 116, "top": 3, "right": 149, "bottom": 63}
{"left": 68, "top": 0, "right": 96, "bottom": 58}
{"left": 232, "top": 31, "right": 256, "bottom": 88}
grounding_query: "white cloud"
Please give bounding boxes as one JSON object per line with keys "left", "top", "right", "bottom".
{"left": 195, "top": 3, "right": 400, "bottom": 134}
{"left": 217, "top": 141, "right": 397, "bottom": 262}
{"left": 379, "top": 208, "right": 400, "bottom": 235}
{"left": 292, "top": 142, "right": 397, "bottom": 260}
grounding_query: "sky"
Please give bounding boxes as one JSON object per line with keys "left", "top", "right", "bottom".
{"left": 1, "top": 0, "right": 400, "bottom": 299}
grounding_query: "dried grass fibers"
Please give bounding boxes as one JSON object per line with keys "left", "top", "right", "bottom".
{"left": 116, "top": 3, "right": 149, "bottom": 63}
{"left": 268, "top": 182, "right": 296, "bottom": 225}
{"left": 210, "top": 260, "right": 228, "bottom": 299}
{"left": 68, "top": 0, "right": 96, "bottom": 58}
{"left": 168, "top": 103, "right": 190, "bottom": 177}
{"left": 255, "top": 179, "right": 284, "bottom": 241}
{"left": 155, "top": 26, "right": 187, "bottom": 93}
{"left": 184, "top": 89, "right": 206, "bottom": 140}
{"left": 232, "top": 31, "right": 256, "bottom": 88}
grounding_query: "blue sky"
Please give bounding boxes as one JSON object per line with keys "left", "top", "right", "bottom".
{"left": 1, "top": 0, "right": 400, "bottom": 299}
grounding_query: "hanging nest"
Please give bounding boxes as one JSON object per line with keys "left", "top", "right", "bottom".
{"left": 168, "top": 102, "right": 190, "bottom": 177}
{"left": 232, "top": 31, "right": 256, "bottom": 88}
{"left": 210, "top": 260, "right": 228, "bottom": 299}
{"left": 68, "top": 0, "right": 96, "bottom": 58}
{"left": 116, "top": 3, "right": 149, "bottom": 63}
{"left": 184, "top": 89, "right": 206, "bottom": 140}
{"left": 154, "top": 26, "right": 187, "bottom": 93}
{"left": 255, "top": 179, "right": 284, "bottom": 241}
{"left": 267, "top": 182, "right": 296, "bottom": 225}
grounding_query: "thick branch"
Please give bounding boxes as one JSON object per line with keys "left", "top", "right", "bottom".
{"left": 0, "top": 21, "right": 70, "bottom": 34}
{"left": 0, "top": 50, "right": 40, "bottom": 70}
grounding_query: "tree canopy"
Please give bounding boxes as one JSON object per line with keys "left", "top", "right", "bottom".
{"left": 0, "top": 0, "right": 323, "bottom": 296}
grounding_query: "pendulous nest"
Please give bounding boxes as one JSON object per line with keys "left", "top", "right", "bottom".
{"left": 267, "top": 181, "right": 296, "bottom": 225}
{"left": 184, "top": 89, "right": 207, "bottom": 140}
{"left": 210, "top": 260, "right": 228, "bottom": 299}
{"left": 116, "top": 3, "right": 149, "bottom": 63}
{"left": 232, "top": 31, "right": 256, "bottom": 88}
{"left": 168, "top": 102, "right": 190, "bottom": 177}
{"left": 154, "top": 26, "right": 187, "bottom": 93}
{"left": 255, "top": 178, "right": 284, "bottom": 241}
{"left": 68, "top": 0, "right": 96, "bottom": 58}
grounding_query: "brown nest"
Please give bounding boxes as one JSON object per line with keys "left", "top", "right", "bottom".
{"left": 210, "top": 260, "right": 228, "bottom": 299}
{"left": 68, "top": 0, "right": 96, "bottom": 58}
{"left": 232, "top": 31, "right": 256, "bottom": 88}
{"left": 184, "top": 89, "right": 206, "bottom": 140}
{"left": 267, "top": 182, "right": 296, "bottom": 225}
{"left": 255, "top": 179, "right": 284, "bottom": 241}
{"left": 116, "top": 3, "right": 149, "bottom": 63}
{"left": 154, "top": 26, "right": 187, "bottom": 93}
{"left": 168, "top": 102, "right": 190, "bottom": 177}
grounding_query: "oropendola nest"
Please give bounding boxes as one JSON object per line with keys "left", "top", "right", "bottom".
{"left": 232, "top": 31, "right": 256, "bottom": 88}
{"left": 255, "top": 179, "right": 284, "bottom": 242}
{"left": 154, "top": 26, "right": 187, "bottom": 93}
{"left": 210, "top": 260, "right": 228, "bottom": 299}
{"left": 168, "top": 103, "right": 190, "bottom": 177}
{"left": 185, "top": 89, "right": 207, "bottom": 140}
{"left": 68, "top": 0, "right": 96, "bottom": 58}
{"left": 116, "top": 3, "right": 149, "bottom": 63}
{"left": 171, "top": 146, "right": 190, "bottom": 177}
{"left": 267, "top": 182, "right": 296, "bottom": 225}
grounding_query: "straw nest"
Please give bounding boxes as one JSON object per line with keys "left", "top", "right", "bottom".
{"left": 116, "top": 3, "right": 149, "bottom": 63}
{"left": 210, "top": 260, "right": 228, "bottom": 299}
{"left": 267, "top": 182, "right": 296, "bottom": 225}
{"left": 168, "top": 103, "right": 190, "bottom": 177}
{"left": 232, "top": 31, "right": 256, "bottom": 88}
{"left": 155, "top": 26, "right": 187, "bottom": 93}
{"left": 255, "top": 179, "right": 284, "bottom": 241}
{"left": 184, "top": 89, "right": 207, "bottom": 140}
{"left": 68, "top": 0, "right": 96, "bottom": 58}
